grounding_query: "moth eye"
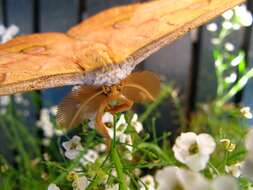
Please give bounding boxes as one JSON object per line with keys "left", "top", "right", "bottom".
{"left": 21, "top": 46, "right": 46, "bottom": 55}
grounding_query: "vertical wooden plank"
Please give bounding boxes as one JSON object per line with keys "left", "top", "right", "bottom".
{"left": 143, "top": 34, "right": 192, "bottom": 133}
{"left": 192, "top": 25, "right": 217, "bottom": 106}
{"left": 5, "top": 0, "right": 34, "bottom": 34}
{"left": 144, "top": 35, "right": 192, "bottom": 96}
{"left": 85, "top": 0, "right": 132, "bottom": 16}
{"left": 0, "top": 0, "right": 3, "bottom": 24}
{"left": 39, "top": 0, "right": 79, "bottom": 32}
{"left": 39, "top": 0, "right": 80, "bottom": 106}
{"left": 195, "top": 18, "right": 244, "bottom": 105}
{"left": 187, "top": 28, "right": 203, "bottom": 114}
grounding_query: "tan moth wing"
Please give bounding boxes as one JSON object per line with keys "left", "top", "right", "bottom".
{"left": 56, "top": 86, "right": 105, "bottom": 129}
{"left": 68, "top": 0, "right": 245, "bottom": 67}
{"left": 122, "top": 71, "right": 160, "bottom": 102}
{"left": 0, "top": 0, "right": 245, "bottom": 96}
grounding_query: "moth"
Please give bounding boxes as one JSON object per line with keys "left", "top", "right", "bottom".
{"left": 0, "top": 0, "right": 244, "bottom": 139}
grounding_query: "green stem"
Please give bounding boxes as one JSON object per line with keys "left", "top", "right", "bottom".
{"left": 140, "top": 85, "right": 172, "bottom": 123}
{"left": 111, "top": 148, "right": 127, "bottom": 190}
{"left": 86, "top": 154, "right": 110, "bottom": 190}
{"left": 137, "top": 143, "right": 173, "bottom": 164}
{"left": 218, "top": 67, "right": 253, "bottom": 106}
{"left": 208, "top": 162, "right": 220, "bottom": 176}
{"left": 86, "top": 175, "right": 100, "bottom": 190}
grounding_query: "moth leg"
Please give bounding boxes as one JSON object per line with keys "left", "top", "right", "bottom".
{"left": 106, "top": 95, "right": 133, "bottom": 114}
{"left": 95, "top": 95, "right": 133, "bottom": 149}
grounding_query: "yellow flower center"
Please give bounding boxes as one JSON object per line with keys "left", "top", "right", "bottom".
{"left": 189, "top": 142, "right": 199, "bottom": 155}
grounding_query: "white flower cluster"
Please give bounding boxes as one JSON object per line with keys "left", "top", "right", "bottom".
{"left": 0, "top": 96, "right": 10, "bottom": 115}
{"left": 52, "top": 113, "right": 143, "bottom": 190}
{"left": 207, "top": 5, "right": 253, "bottom": 48}
{"left": 240, "top": 107, "right": 253, "bottom": 119}
{"left": 0, "top": 24, "right": 19, "bottom": 43}
{"left": 207, "top": 5, "right": 253, "bottom": 32}
{"left": 156, "top": 166, "right": 238, "bottom": 190}
{"left": 62, "top": 113, "right": 143, "bottom": 162}
{"left": 89, "top": 112, "right": 143, "bottom": 153}
{"left": 37, "top": 107, "right": 63, "bottom": 145}
{"left": 49, "top": 111, "right": 252, "bottom": 190}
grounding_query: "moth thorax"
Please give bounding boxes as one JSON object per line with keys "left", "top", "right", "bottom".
{"left": 102, "top": 83, "right": 123, "bottom": 96}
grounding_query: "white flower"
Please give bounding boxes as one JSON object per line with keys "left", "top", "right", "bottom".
{"left": 0, "top": 96, "right": 10, "bottom": 114}
{"left": 95, "top": 143, "right": 107, "bottom": 153}
{"left": 173, "top": 132, "right": 216, "bottom": 171}
{"left": 225, "top": 73, "right": 237, "bottom": 83}
{"left": 119, "top": 134, "right": 133, "bottom": 152}
{"left": 37, "top": 107, "right": 63, "bottom": 138}
{"left": 103, "top": 112, "right": 114, "bottom": 125}
{"left": 240, "top": 107, "right": 253, "bottom": 119}
{"left": 140, "top": 175, "right": 156, "bottom": 190}
{"left": 1, "top": 25, "right": 19, "bottom": 43}
{"left": 222, "top": 10, "right": 234, "bottom": 20}
{"left": 50, "top": 106, "right": 58, "bottom": 116}
{"left": 225, "top": 163, "right": 242, "bottom": 177}
{"left": 225, "top": 42, "right": 235, "bottom": 52}
{"left": 62, "top": 136, "right": 83, "bottom": 160}
{"left": 230, "top": 53, "right": 245, "bottom": 67}
{"left": 155, "top": 166, "right": 209, "bottom": 190}
{"left": 37, "top": 108, "right": 54, "bottom": 138}
{"left": 48, "top": 184, "right": 60, "bottom": 190}
{"left": 206, "top": 23, "right": 218, "bottom": 32}
{"left": 90, "top": 112, "right": 128, "bottom": 139}
{"left": 88, "top": 113, "right": 97, "bottom": 129}
{"left": 212, "top": 176, "right": 239, "bottom": 190}
{"left": 0, "top": 25, "right": 5, "bottom": 35}
{"left": 131, "top": 114, "right": 143, "bottom": 133}
{"left": 222, "top": 21, "right": 233, "bottom": 30}
{"left": 211, "top": 38, "right": 221, "bottom": 45}
{"left": 124, "top": 151, "right": 133, "bottom": 160}
{"left": 80, "top": 149, "right": 98, "bottom": 165}
{"left": 241, "top": 155, "right": 253, "bottom": 182}
{"left": 234, "top": 5, "right": 253, "bottom": 27}
{"left": 106, "top": 114, "right": 127, "bottom": 138}
{"left": 232, "top": 23, "right": 241, "bottom": 30}
{"left": 72, "top": 176, "right": 89, "bottom": 190}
